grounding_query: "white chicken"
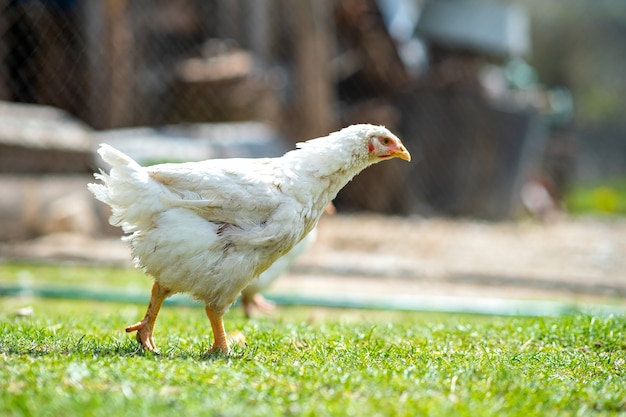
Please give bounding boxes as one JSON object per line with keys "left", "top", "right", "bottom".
{"left": 88, "top": 124, "right": 410, "bottom": 355}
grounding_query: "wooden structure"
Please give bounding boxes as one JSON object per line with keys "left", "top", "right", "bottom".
{"left": 0, "top": 0, "right": 556, "bottom": 219}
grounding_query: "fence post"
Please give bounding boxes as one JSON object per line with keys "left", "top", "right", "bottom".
{"left": 291, "top": 0, "right": 335, "bottom": 140}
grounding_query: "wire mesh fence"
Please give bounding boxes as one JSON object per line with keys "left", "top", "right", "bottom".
{"left": 0, "top": 0, "right": 618, "bottom": 224}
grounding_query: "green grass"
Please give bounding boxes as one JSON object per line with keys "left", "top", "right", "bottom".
{"left": 1, "top": 264, "right": 625, "bottom": 416}
{"left": 0, "top": 262, "right": 149, "bottom": 291}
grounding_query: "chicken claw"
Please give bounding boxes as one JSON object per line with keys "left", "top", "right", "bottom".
{"left": 242, "top": 293, "right": 276, "bottom": 318}
{"left": 126, "top": 319, "right": 159, "bottom": 353}
{"left": 126, "top": 282, "right": 170, "bottom": 354}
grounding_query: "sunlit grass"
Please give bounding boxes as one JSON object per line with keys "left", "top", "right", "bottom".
{"left": 1, "top": 263, "right": 625, "bottom": 416}
{"left": 1, "top": 294, "right": 625, "bottom": 417}
{"left": 0, "top": 262, "right": 150, "bottom": 291}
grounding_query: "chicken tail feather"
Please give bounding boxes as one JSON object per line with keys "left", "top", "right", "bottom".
{"left": 88, "top": 144, "right": 163, "bottom": 234}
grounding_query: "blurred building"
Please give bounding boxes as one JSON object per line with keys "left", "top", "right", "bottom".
{"left": 0, "top": 0, "right": 574, "bottom": 233}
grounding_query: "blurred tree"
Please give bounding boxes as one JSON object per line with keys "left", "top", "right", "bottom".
{"left": 496, "top": 0, "right": 626, "bottom": 182}
{"left": 525, "top": 0, "right": 626, "bottom": 127}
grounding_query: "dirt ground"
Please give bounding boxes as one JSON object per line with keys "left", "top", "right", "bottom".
{"left": 2, "top": 214, "right": 625, "bottom": 311}
{"left": 296, "top": 215, "right": 626, "bottom": 304}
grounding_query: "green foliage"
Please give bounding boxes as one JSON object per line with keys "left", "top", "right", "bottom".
{"left": 1, "top": 298, "right": 625, "bottom": 417}
{"left": 565, "top": 180, "right": 626, "bottom": 215}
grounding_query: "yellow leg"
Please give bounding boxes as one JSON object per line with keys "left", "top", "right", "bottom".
{"left": 205, "top": 306, "right": 230, "bottom": 355}
{"left": 126, "top": 281, "right": 170, "bottom": 353}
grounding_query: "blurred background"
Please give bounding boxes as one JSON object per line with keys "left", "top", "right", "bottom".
{"left": 0, "top": 0, "right": 624, "bottom": 312}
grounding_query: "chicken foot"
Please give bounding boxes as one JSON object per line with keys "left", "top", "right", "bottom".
{"left": 205, "top": 306, "right": 230, "bottom": 355}
{"left": 242, "top": 293, "right": 276, "bottom": 318}
{"left": 126, "top": 281, "right": 171, "bottom": 353}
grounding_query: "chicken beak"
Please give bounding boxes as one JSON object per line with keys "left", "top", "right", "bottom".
{"left": 392, "top": 144, "right": 411, "bottom": 162}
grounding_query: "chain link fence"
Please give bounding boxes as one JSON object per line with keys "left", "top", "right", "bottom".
{"left": 0, "top": 0, "right": 587, "bottom": 226}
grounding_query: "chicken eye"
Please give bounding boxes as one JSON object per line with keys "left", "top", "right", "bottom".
{"left": 379, "top": 136, "right": 391, "bottom": 146}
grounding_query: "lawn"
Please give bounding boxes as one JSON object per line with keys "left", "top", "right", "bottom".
{"left": 1, "top": 264, "right": 625, "bottom": 416}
